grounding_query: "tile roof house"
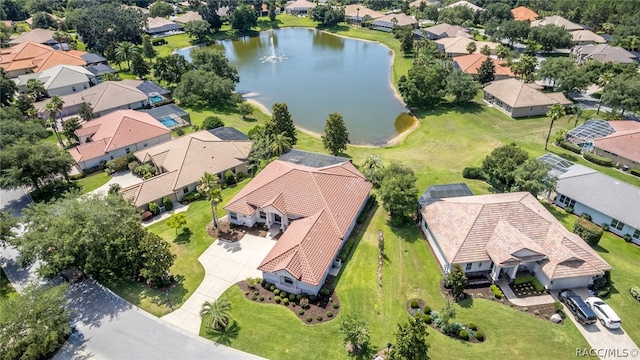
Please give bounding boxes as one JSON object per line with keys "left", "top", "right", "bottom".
{"left": 554, "top": 165, "right": 640, "bottom": 245}
{"left": 443, "top": 1, "right": 484, "bottom": 12}
{"left": 420, "top": 23, "right": 470, "bottom": 40}
{"left": 173, "top": 11, "right": 202, "bottom": 24}
{"left": 69, "top": 110, "right": 172, "bottom": 170}
{"left": 565, "top": 118, "right": 640, "bottom": 150}
{"left": 0, "top": 42, "right": 87, "bottom": 78}
{"left": 573, "top": 44, "right": 637, "bottom": 64}
{"left": 344, "top": 4, "right": 384, "bottom": 24}
{"left": 146, "top": 17, "right": 183, "bottom": 36}
{"left": 511, "top": 6, "right": 538, "bottom": 22}
{"left": 435, "top": 36, "right": 500, "bottom": 57}
{"left": 453, "top": 54, "right": 515, "bottom": 79}
{"left": 121, "top": 130, "right": 251, "bottom": 208}
{"left": 531, "top": 16, "right": 585, "bottom": 31}
{"left": 34, "top": 81, "right": 149, "bottom": 119}
{"left": 409, "top": 0, "right": 435, "bottom": 7}
{"left": 593, "top": 125, "right": 640, "bottom": 171}
{"left": 15, "top": 65, "right": 97, "bottom": 97}
{"left": 371, "top": 13, "right": 418, "bottom": 31}
{"left": 8, "top": 28, "right": 56, "bottom": 46}
{"left": 421, "top": 192, "right": 611, "bottom": 289}
{"left": 483, "top": 78, "right": 572, "bottom": 118}
{"left": 224, "top": 158, "right": 372, "bottom": 295}
{"left": 570, "top": 30, "right": 606, "bottom": 45}
{"left": 284, "top": 0, "right": 316, "bottom": 15}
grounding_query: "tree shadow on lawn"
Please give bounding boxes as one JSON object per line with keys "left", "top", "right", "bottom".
{"left": 148, "top": 275, "right": 188, "bottom": 312}
{"left": 322, "top": 24, "right": 351, "bottom": 33}
{"left": 349, "top": 345, "right": 377, "bottom": 360}
{"left": 187, "top": 103, "right": 237, "bottom": 116}
{"left": 388, "top": 222, "right": 422, "bottom": 244}
{"left": 257, "top": 19, "right": 282, "bottom": 30}
{"left": 174, "top": 227, "right": 192, "bottom": 244}
{"left": 203, "top": 320, "right": 240, "bottom": 346}
{"left": 458, "top": 297, "right": 473, "bottom": 308}
{"left": 241, "top": 116, "right": 258, "bottom": 122}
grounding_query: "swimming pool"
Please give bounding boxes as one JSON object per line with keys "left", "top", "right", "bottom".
{"left": 149, "top": 95, "right": 163, "bottom": 104}
{"left": 158, "top": 116, "right": 179, "bottom": 127}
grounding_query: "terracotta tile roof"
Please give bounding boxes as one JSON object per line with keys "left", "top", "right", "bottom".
{"left": 483, "top": 78, "right": 572, "bottom": 108}
{"left": 0, "top": 42, "right": 86, "bottom": 74}
{"left": 609, "top": 120, "right": 640, "bottom": 132}
{"left": 531, "top": 16, "right": 584, "bottom": 31}
{"left": 421, "top": 192, "right": 610, "bottom": 281}
{"left": 453, "top": 54, "right": 515, "bottom": 77}
{"left": 226, "top": 159, "right": 372, "bottom": 286}
{"left": 511, "top": 6, "right": 538, "bottom": 22}
{"left": 69, "top": 110, "right": 171, "bottom": 163}
{"left": 122, "top": 130, "right": 251, "bottom": 206}
{"left": 594, "top": 129, "right": 640, "bottom": 164}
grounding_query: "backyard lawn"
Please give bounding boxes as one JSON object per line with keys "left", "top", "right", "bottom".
{"left": 75, "top": 172, "right": 112, "bottom": 194}
{"left": 110, "top": 180, "right": 249, "bottom": 317}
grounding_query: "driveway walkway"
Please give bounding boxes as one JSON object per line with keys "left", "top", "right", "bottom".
{"left": 497, "top": 279, "right": 554, "bottom": 306}
{"left": 89, "top": 170, "right": 143, "bottom": 196}
{"left": 162, "top": 234, "right": 277, "bottom": 334}
{"left": 552, "top": 289, "right": 640, "bottom": 360}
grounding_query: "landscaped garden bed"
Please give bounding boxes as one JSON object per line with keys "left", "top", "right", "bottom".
{"left": 510, "top": 275, "right": 547, "bottom": 298}
{"left": 408, "top": 300, "right": 486, "bottom": 343}
{"left": 238, "top": 279, "right": 340, "bottom": 325}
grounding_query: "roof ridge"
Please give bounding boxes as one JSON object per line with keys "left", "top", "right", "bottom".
{"left": 225, "top": 162, "right": 297, "bottom": 209}
{"left": 171, "top": 136, "right": 197, "bottom": 190}
{"left": 103, "top": 113, "right": 127, "bottom": 152}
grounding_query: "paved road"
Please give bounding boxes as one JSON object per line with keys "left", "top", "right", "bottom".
{"left": 0, "top": 188, "right": 32, "bottom": 217}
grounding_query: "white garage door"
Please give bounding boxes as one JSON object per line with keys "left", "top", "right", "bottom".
{"left": 549, "top": 276, "right": 591, "bottom": 290}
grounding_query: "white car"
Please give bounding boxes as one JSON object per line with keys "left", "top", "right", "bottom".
{"left": 585, "top": 297, "right": 621, "bottom": 329}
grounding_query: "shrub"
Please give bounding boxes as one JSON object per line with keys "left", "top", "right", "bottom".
{"left": 490, "top": 284, "right": 503, "bottom": 299}
{"left": 584, "top": 152, "right": 613, "bottom": 166}
{"left": 410, "top": 300, "right": 419, "bottom": 309}
{"left": 623, "top": 234, "right": 632, "bottom": 243}
{"left": 602, "top": 224, "right": 610, "bottom": 231}
{"left": 430, "top": 310, "right": 439, "bottom": 319}
{"left": 338, "top": 237, "right": 355, "bottom": 261}
{"left": 558, "top": 141, "right": 582, "bottom": 154}
{"left": 192, "top": 124, "right": 200, "bottom": 131}
{"left": 202, "top": 116, "right": 224, "bottom": 130}
{"left": 573, "top": 217, "right": 604, "bottom": 246}
{"left": 309, "top": 295, "right": 317, "bottom": 302}
{"left": 296, "top": 294, "right": 302, "bottom": 300}
{"left": 553, "top": 301, "right": 563, "bottom": 311}
{"left": 274, "top": 296, "right": 281, "bottom": 303}
{"left": 533, "top": 310, "right": 539, "bottom": 315}
{"left": 236, "top": 172, "right": 247, "bottom": 181}
{"left": 565, "top": 207, "right": 574, "bottom": 214}
{"left": 270, "top": 285, "right": 276, "bottom": 291}
{"left": 289, "top": 294, "right": 295, "bottom": 301}
{"left": 259, "top": 296, "right": 264, "bottom": 301}
{"left": 332, "top": 303, "right": 339, "bottom": 309}
{"left": 151, "top": 38, "right": 167, "bottom": 45}
{"left": 69, "top": 172, "right": 86, "bottom": 181}
{"left": 356, "top": 194, "right": 377, "bottom": 225}
{"left": 630, "top": 287, "right": 640, "bottom": 301}
{"left": 106, "top": 156, "right": 129, "bottom": 173}
{"left": 580, "top": 213, "right": 592, "bottom": 221}
{"left": 631, "top": 169, "right": 640, "bottom": 177}
{"left": 280, "top": 291, "right": 287, "bottom": 298}
{"left": 175, "top": 128, "right": 185, "bottom": 136}
{"left": 141, "top": 211, "right": 153, "bottom": 221}
{"left": 148, "top": 202, "right": 160, "bottom": 216}
{"left": 467, "top": 323, "right": 477, "bottom": 331}
{"left": 300, "top": 298, "right": 310, "bottom": 309}
{"left": 134, "top": 163, "right": 155, "bottom": 179}
{"left": 319, "top": 287, "right": 331, "bottom": 296}
{"left": 316, "top": 315, "right": 323, "bottom": 321}
{"left": 326, "top": 311, "right": 333, "bottom": 317}
{"left": 253, "top": 290, "right": 259, "bottom": 296}
{"left": 306, "top": 316, "right": 312, "bottom": 322}
{"left": 298, "top": 309, "right": 305, "bottom": 315}
{"left": 423, "top": 315, "right": 432, "bottom": 324}
{"left": 224, "top": 170, "right": 236, "bottom": 185}
{"left": 128, "top": 161, "right": 139, "bottom": 172}
{"left": 283, "top": 298, "right": 289, "bottom": 306}
{"left": 163, "top": 197, "right": 173, "bottom": 211}
{"left": 523, "top": 307, "right": 529, "bottom": 312}
{"left": 274, "top": 289, "right": 280, "bottom": 296}
{"left": 475, "top": 330, "right": 485, "bottom": 341}
{"left": 462, "top": 167, "right": 484, "bottom": 180}
{"left": 459, "top": 329, "right": 469, "bottom": 340}
{"left": 251, "top": 295, "right": 257, "bottom": 300}
{"left": 423, "top": 305, "right": 431, "bottom": 314}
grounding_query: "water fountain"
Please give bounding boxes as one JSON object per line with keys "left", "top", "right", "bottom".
{"left": 260, "top": 31, "right": 286, "bottom": 63}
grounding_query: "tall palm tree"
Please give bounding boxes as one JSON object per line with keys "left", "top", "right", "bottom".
{"left": 496, "top": 44, "right": 509, "bottom": 60}
{"left": 52, "top": 31, "right": 65, "bottom": 50}
{"left": 596, "top": 72, "right": 614, "bottom": 114}
{"left": 545, "top": 103, "right": 566, "bottom": 150}
{"left": 115, "top": 41, "right": 136, "bottom": 70}
{"left": 210, "top": 187, "right": 223, "bottom": 228}
{"left": 200, "top": 297, "right": 232, "bottom": 331}
{"left": 44, "top": 95, "right": 65, "bottom": 147}
{"left": 571, "top": 106, "right": 584, "bottom": 128}
{"left": 270, "top": 132, "right": 292, "bottom": 156}
{"left": 196, "top": 172, "right": 218, "bottom": 196}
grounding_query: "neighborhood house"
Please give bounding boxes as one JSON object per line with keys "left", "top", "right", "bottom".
{"left": 224, "top": 153, "right": 372, "bottom": 295}
{"left": 421, "top": 191, "right": 612, "bottom": 289}
{"left": 14, "top": 65, "right": 97, "bottom": 97}
{"left": 483, "top": 78, "right": 572, "bottom": 118}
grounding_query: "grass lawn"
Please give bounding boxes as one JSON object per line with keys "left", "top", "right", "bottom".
{"left": 206, "top": 206, "right": 588, "bottom": 359}
{"left": 542, "top": 203, "right": 640, "bottom": 345}
{"left": 74, "top": 172, "right": 112, "bottom": 194}
{"left": 110, "top": 179, "right": 249, "bottom": 317}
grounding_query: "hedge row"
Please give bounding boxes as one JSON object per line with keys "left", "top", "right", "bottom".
{"left": 583, "top": 152, "right": 613, "bottom": 167}
{"left": 558, "top": 141, "right": 582, "bottom": 154}
{"left": 490, "top": 284, "right": 503, "bottom": 299}
{"left": 631, "top": 169, "right": 640, "bottom": 177}
{"left": 462, "top": 167, "right": 484, "bottom": 180}
{"left": 356, "top": 194, "right": 377, "bottom": 225}
{"left": 573, "top": 217, "right": 603, "bottom": 246}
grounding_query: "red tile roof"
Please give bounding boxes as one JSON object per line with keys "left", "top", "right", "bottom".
{"left": 511, "top": 6, "right": 538, "bottom": 22}
{"left": 0, "top": 42, "right": 86, "bottom": 74}
{"left": 594, "top": 128, "right": 640, "bottom": 164}
{"left": 453, "top": 53, "right": 515, "bottom": 77}
{"left": 226, "top": 160, "right": 371, "bottom": 286}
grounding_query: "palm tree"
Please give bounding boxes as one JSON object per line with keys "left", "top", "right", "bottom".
{"left": 270, "top": 132, "right": 292, "bottom": 156}
{"left": 466, "top": 41, "right": 477, "bottom": 54}
{"left": 362, "top": 154, "right": 383, "bottom": 171}
{"left": 52, "top": 31, "right": 65, "bottom": 50}
{"left": 115, "top": 41, "right": 137, "bottom": 70}
{"left": 496, "top": 44, "right": 509, "bottom": 60}
{"left": 571, "top": 106, "right": 584, "bottom": 128}
{"left": 596, "top": 72, "right": 614, "bottom": 114}
{"left": 196, "top": 172, "right": 218, "bottom": 196}
{"left": 210, "top": 187, "right": 223, "bottom": 228}
{"left": 545, "top": 103, "right": 566, "bottom": 150}
{"left": 44, "top": 95, "right": 65, "bottom": 147}
{"left": 200, "top": 297, "right": 232, "bottom": 331}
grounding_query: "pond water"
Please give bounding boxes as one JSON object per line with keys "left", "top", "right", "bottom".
{"left": 175, "top": 28, "right": 413, "bottom": 145}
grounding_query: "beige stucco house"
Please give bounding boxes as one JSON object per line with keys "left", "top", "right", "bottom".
{"left": 483, "top": 78, "right": 572, "bottom": 118}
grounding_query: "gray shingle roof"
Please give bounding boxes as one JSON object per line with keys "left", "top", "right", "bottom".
{"left": 418, "top": 183, "right": 473, "bottom": 209}
{"left": 209, "top": 127, "right": 248, "bottom": 141}
{"left": 278, "top": 149, "right": 349, "bottom": 168}
{"left": 557, "top": 165, "right": 640, "bottom": 229}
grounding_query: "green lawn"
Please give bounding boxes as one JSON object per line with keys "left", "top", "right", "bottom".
{"left": 74, "top": 172, "right": 112, "bottom": 194}
{"left": 206, "top": 206, "right": 588, "bottom": 360}
{"left": 110, "top": 180, "right": 249, "bottom": 317}
{"left": 542, "top": 203, "right": 640, "bottom": 345}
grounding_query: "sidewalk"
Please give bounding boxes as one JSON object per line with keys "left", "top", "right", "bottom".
{"left": 497, "top": 279, "right": 554, "bottom": 306}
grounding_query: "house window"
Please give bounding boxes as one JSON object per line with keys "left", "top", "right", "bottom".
{"left": 183, "top": 186, "right": 189, "bottom": 194}
{"left": 496, "top": 100, "right": 503, "bottom": 107}
{"left": 125, "top": 147, "right": 131, "bottom": 153}
{"left": 143, "top": 143, "right": 148, "bottom": 147}
{"left": 558, "top": 195, "right": 575, "bottom": 208}
{"left": 83, "top": 85, "right": 87, "bottom": 89}
{"left": 505, "top": 105, "right": 512, "bottom": 112}
{"left": 632, "top": 230, "right": 640, "bottom": 239}
{"left": 284, "top": 277, "right": 293, "bottom": 285}
{"left": 72, "top": 86, "right": 76, "bottom": 92}
{"left": 465, "top": 263, "right": 472, "bottom": 271}
{"left": 259, "top": 211, "right": 266, "bottom": 219}
{"left": 610, "top": 219, "right": 625, "bottom": 231}
{"left": 229, "top": 212, "right": 238, "bottom": 220}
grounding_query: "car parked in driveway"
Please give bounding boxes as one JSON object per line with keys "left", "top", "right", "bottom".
{"left": 585, "top": 297, "right": 621, "bottom": 329}
{"left": 564, "top": 294, "right": 597, "bottom": 325}
{"left": 558, "top": 289, "right": 577, "bottom": 303}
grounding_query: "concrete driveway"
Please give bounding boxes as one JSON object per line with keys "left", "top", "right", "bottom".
{"left": 554, "top": 289, "right": 640, "bottom": 359}
{"left": 162, "top": 234, "right": 277, "bottom": 334}
{"left": 89, "top": 170, "right": 143, "bottom": 196}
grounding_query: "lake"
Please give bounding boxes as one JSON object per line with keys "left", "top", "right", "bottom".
{"left": 175, "top": 28, "right": 412, "bottom": 145}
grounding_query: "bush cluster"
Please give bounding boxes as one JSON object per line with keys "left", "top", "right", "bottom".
{"left": 459, "top": 329, "right": 469, "bottom": 340}
{"left": 490, "top": 284, "right": 503, "bottom": 299}
{"left": 224, "top": 170, "right": 237, "bottom": 186}
{"left": 558, "top": 141, "right": 582, "bottom": 154}
{"left": 631, "top": 169, "right": 640, "bottom": 177}
{"left": 338, "top": 238, "right": 355, "bottom": 262}
{"left": 105, "top": 156, "right": 129, "bottom": 174}
{"left": 151, "top": 38, "right": 167, "bottom": 46}
{"left": 181, "top": 192, "right": 202, "bottom": 203}
{"left": 162, "top": 197, "right": 173, "bottom": 211}
{"left": 462, "top": 167, "right": 484, "bottom": 180}
{"left": 630, "top": 287, "right": 640, "bottom": 302}
{"left": 584, "top": 152, "right": 613, "bottom": 167}
{"left": 580, "top": 213, "right": 592, "bottom": 221}
{"left": 410, "top": 300, "right": 419, "bottom": 309}
{"left": 475, "top": 330, "right": 485, "bottom": 341}
{"left": 148, "top": 202, "right": 160, "bottom": 216}
{"left": 573, "top": 217, "right": 604, "bottom": 246}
